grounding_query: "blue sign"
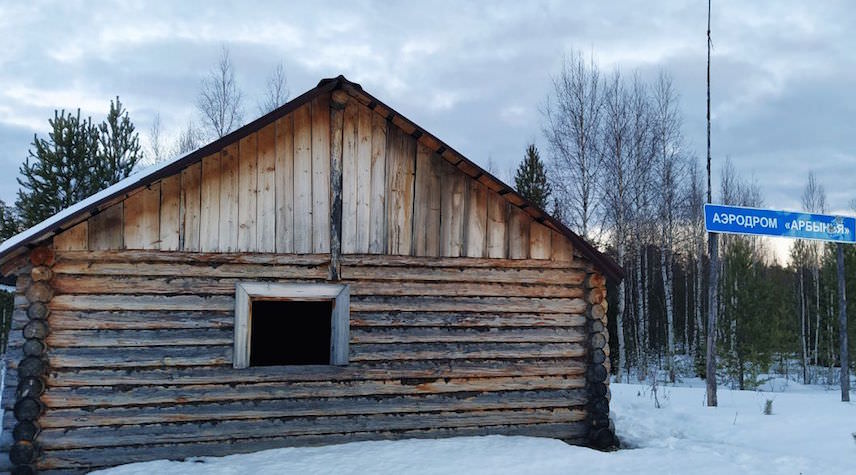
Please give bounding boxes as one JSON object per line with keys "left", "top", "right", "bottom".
{"left": 704, "top": 204, "right": 856, "bottom": 243}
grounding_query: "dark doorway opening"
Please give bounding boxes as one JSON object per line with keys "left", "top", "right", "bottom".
{"left": 250, "top": 300, "right": 333, "bottom": 366}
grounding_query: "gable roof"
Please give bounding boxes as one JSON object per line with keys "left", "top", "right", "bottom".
{"left": 0, "top": 75, "right": 623, "bottom": 280}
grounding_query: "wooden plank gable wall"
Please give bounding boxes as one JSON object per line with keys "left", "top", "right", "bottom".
{"left": 0, "top": 88, "right": 616, "bottom": 473}
{"left": 52, "top": 93, "right": 574, "bottom": 262}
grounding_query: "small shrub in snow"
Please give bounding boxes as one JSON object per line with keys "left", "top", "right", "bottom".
{"left": 763, "top": 399, "right": 773, "bottom": 415}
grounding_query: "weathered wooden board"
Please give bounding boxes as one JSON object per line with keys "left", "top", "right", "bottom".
{"left": 46, "top": 328, "right": 235, "bottom": 348}
{"left": 350, "top": 327, "right": 587, "bottom": 344}
{"left": 42, "top": 389, "right": 587, "bottom": 428}
{"left": 486, "top": 192, "right": 507, "bottom": 258}
{"left": 51, "top": 275, "right": 585, "bottom": 299}
{"left": 293, "top": 103, "right": 313, "bottom": 253}
{"left": 439, "top": 159, "right": 466, "bottom": 256}
{"left": 341, "top": 254, "right": 585, "bottom": 269}
{"left": 385, "top": 125, "right": 416, "bottom": 255}
{"left": 38, "top": 408, "right": 586, "bottom": 449}
{"left": 53, "top": 261, "right": 329, "bottom": 280}
{"left": 508, "top": 206, "right": 530, "bottom": 259}
{"left": 50, "top": 294, "right": 235, "bottom": 312}
{"left": 351, "top": 312, "right": 588, "bottom": 328}
{"left": 180, "top": 162, "right": 202, "bottom": 251}
{"left": 54, "top": 250, "right": 330, "bottom": 266}
{"left": 44, "top": 375, "right": 585, "bottom": 407}
{"left": 199, "top": 153, "right": 221, "bottom": 252}
{"left": 465, "top": 180, "right": 488, "bottom": 257}
{"left": 413, "top": 144, "right": 441, "bottom": 257}
{"left": 54, "top": 221, "right": 88, "bottom": 251}
{"left": 355, "top": 104, "right": 373, "bottom": 253}
{"left": 311, "top": 95, "right": 331, "bottom": 253}
{"left": 218, "top": 143, "right": 240, "bottom": 252}
{"left": 349, "top": 296, "right": 588, "bottom": 314}
{"left": 48, "top": 310, "right": 234, "bottom": 330}
{"left": 237, "top": 134, "right": 258, "bottom": 252}
{"left": 341, "top": 100, "right": 359, "bottom": 254}
{"left": 529, "top": 221, "right": 552, "bottom": 259}
{"left": 368, "top": 113, "right": 387, "bottom": 253}
{"left": 159, "top": 175, "right": 181, "bottom": 251}
{"left": 340, "top": 265, "right": 586, "bottom": 286}
{"left": 257, "top": 123, "right": 277, "bottom": 252}
{"left": 88, "top": 202, "right": 123, "bottom": 250}
{"left": 551, "top": 230, "right": 574, "bottom": 262}
{"left": 275, "top": 116, "right": 295, "bottom": 253}
{"left": 47, "top": 345, "right": 232, "bottom": 369}
{"left": 47, "top": 359, "right": 587, "bottom": 387}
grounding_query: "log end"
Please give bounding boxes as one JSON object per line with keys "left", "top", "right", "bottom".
{"left": 29, "top": 247, "right": 54, "bottom": 267}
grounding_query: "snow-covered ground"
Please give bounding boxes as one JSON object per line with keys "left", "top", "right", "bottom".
{"left": 95, "top": 379, "right": 855, "bottom": 475}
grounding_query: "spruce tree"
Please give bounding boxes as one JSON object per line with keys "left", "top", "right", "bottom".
{"left": 514, "top": 144, "right": 552, "bottom": 210}
{"left": 16, "top": 99, "right": 143, "bottom": 228}
{"left": 0, "top": 200, "right": 20, "bottom": 240}
{"left": 16, "top": 109, "right": 102, "bottom": 227}
{"left": 98, "top": 96, "right": 142, "bottom": 183}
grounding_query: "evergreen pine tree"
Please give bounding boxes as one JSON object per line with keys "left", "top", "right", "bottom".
{"left": 514, "top": 144, "right": 552, "bottom": 210}
{"left": 0, "top": 200, "right": 20, "bottom": 240}
{"left": 16, "top": 100, "right": 143, "bottom": 228}
{"left": 98, "top": 96, "right": 143, "bottom": 183}
{"left": 16, "top": 109, "right": 102, "bottom": 227}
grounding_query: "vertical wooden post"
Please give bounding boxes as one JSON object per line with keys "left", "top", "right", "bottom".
{"left": 329, "top": 89, "right": 348, "bottom": 281}
{"left": 837, "top": 242, "right": 850, "bottom": 402}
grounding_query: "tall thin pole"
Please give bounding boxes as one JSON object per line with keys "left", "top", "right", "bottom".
{"left": 705, "top": 0, "right": 719, "bottom": 407}
{"left": 837, "top": 242, "right": 850, "bottom": 401}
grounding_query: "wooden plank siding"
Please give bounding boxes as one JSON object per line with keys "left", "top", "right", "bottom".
{"left": 50, "top": 91, "right": 577, "bottom": 260}
{"left": 30, "top": 249, "right": 594, "bottom": 471}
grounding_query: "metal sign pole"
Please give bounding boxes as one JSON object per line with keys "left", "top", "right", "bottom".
{"left": 837, "top": 243, "right": 850, "bottom": 402}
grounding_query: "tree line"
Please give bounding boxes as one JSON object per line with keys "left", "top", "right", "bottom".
{"left": 514, "top": 50, "right": 854, "bottom": 389}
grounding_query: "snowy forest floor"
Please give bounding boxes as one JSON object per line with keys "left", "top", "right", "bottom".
{"left": 95, "top": 377, "right": 856, "bottom": 475}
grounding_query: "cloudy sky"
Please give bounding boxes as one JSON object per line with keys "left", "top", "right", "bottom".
{"left": 1, "top": 0, "right": 855, "bottom": 228}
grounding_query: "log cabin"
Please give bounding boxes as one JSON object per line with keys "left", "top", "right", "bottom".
{"left": 0, "top": 75, "right": 622, "bottom": 474}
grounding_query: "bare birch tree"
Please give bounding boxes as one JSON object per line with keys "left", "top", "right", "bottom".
{"left": 686, "top": 159, "right": 706, "bottom": 357}
{"left": 628, "top": 74, "right": 654, "bottom": 374}
{"left": 652, "top": 71, "right": 686, "bottom": 383}
{"left": 198, "top": 46, "right": 244, "bottom": 139}
{"left": 174, "top": 120, "right": 204, "bottom": 156}
{"left": 600, "top": 71, "right": 634, "bottom": 382}
{"left": 801, "top": 171, "right": 826, "bottom": 373}
{"left": 543, "top": 51, "right": 603, "bottom": 241}
{"left": 145, "top": 113, "right": 165, "bottom": 166}
{"left": 258, "top": 62, "right": 289, "bottom": 115}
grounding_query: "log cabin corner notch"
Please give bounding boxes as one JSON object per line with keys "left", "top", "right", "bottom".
{"left": 0, "top": 75, "right": 623, "bottom": 473}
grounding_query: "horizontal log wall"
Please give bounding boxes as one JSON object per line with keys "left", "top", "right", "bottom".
{"left": 51, "top": 92, "right": 575, "bottom": 262}
{"left": 18, "top": 250, "right": 595, "bottom": 472}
